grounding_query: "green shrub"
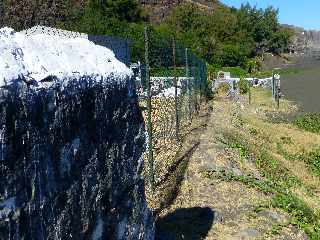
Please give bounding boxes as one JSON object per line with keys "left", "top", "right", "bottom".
{"left": 216, "top": 82, "right": 230, "bottom": 94}
{"left": 238, "top": 78, "right": 250, "bottom": 94}
{"left": 294, "top": 113, "right": 320, "bottom": 133}
{"left": 245, "top": 57, "right": 261, "bottom": 73}
{"left": 272, "top": 193, "right": 317, "bottom": 227}
{"left": 305, "top": 150, "right": 320, "bottom": 177}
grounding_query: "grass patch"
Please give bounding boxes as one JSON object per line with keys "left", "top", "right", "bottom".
{"left": 270, "top": 224, "right": 283, "bottom": 235}
{"left": 203, "top": 169, "right": 320, "bottom": 239}
{"left": 271, "top": 193, "right": 315, "bottom": 225}
{"left": 307, "top": 150, "right": 320, "bottom": 177}
{"left": 218, "top": 66, "right": 247, "bottom": 78}
{"left": 207, "top": 87, "right": 320, "bottom": 238}
{"left": 211, "top": 132, "right": 320, "bottom": 238}
{"left": 223, "top": 131, "right": 300, "bottom": 187}
{"left": 268, "top": 222, "right": 290, "bottom": 236}
{"left": 271, "top": 194, "right": 320, "bottom": 240}
{"left": 229, "top": 142, "right": 249, "bottom": 158}
{"left": 254, "top": 68, "right": 301, "bottom": 79}
{"left": 281, "top": 148, "right": 320, "bottom": 178}
{"left": 294, "top": 113, "right": 320, "bottom": 133}
{"left": 255, "top": 150, "right": 301, "bottom": 188}
{"left": 202, "top": 170, "right": 279, "bottom": 194}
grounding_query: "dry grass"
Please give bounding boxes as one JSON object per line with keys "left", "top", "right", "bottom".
{"left": 238, "top": 90, "right": 320, "bottom": 192}
{"left": 224, "top": 88, "right": 320, "bottom": 237}
{"left": 152, "top": 87, "right": 320, "bottom": 239}
{"left": 249, "top": 87, "right": 298, "bottom": 115}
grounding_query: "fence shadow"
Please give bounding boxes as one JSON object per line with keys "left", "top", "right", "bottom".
{"left": 155, "top": 141, "right": 199, "bottom": 187}
{"left": 151, "top": 104, "right": 211, "bottom": 215}
{"left": 155, "top": 207, "right": 215, "bottom": 240}
{"left": 153, "top": 141, "right": 199, "bottom": 215}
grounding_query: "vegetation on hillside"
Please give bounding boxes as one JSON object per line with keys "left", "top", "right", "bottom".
{"left": 1, "top": 0, "right": 293, "bottom": 70}
{"left": 295, "top": 113, "right": 320, "bottom": 134}
{"left": 203, "top": 88, "right": 320, "bottom": 238}
{"left": 153, "top": 87, "right": 320, "bottom": 238}
{"left": 0, "top": 0, "right": 87, "bottom": 30}
{"left": 165, "top": 3, "right": 293, "bottom": 68}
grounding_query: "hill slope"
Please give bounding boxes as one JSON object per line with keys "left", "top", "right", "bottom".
{"left": 155, "top": 88, "right": 320, "bottom": 239}
{"left": 0, "top": 0, "right": 87, "bottom": 30}
{"left": 283, "top": 24, "right": 320, "bottom": 53}
{"left": 140, "top": 0, "right": 222, "bottom": 22}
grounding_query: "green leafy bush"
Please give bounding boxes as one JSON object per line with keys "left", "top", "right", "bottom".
{"left": 216, "top": 82, "right": 230, "bottom": 94}
{"left": 272, "top": 193, "right": 317, "bottom": 227}
{"left": 238, "top": 78, "right": 250, "bottom": 94}
{"left": 305, "top": 150, "right": 320, "bottom": 177}
{"left": 294, "top": 113, "right": 320, "bottom": 133}
{"left": 245, "top": 57, "right": 261, "bottom": 73}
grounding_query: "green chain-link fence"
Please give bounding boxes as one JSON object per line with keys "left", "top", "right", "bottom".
{"left": 135, "top": 27, "right": 207, "bottom": 192}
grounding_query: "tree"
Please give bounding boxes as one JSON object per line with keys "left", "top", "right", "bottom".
{"left": 89, "top": 0, "right": 143, "bottom": 22}
{"left": 270, "top": 27, "right": 293, "bottom": 54}
{"left": 237, "top": 4, "right": 280, "bottom": 56}
{"left": 164, "top": 2, "right": 290, "bottom": 67}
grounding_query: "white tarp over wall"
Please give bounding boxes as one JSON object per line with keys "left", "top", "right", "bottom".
{"left": 0, "top": 27, "right": 132, "bottom": 88}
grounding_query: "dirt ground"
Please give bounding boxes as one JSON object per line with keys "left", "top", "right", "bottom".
{"left": 153, "top": 89, "right": 320, "bottom": 240}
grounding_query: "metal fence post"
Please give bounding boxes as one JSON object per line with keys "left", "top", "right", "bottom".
{"left": 248, "top": 82, "right": 252, "bottom": 104}
{"left": 185, "top": 48, "right": 192, "bottom": 122}
{"left": 144, "top": 26, "right": 155, "bottom": 192}
{"left": 272, "top": 71, "right": 275, "bottom": 100}
{"left": 276, "top": 78, "right": 280, "bottom": 109}
{"left": 193, "top": 57, "right": 199, "bottom": 115}
{"left": 173, "top": 37, "right": 180, "bottom": 141}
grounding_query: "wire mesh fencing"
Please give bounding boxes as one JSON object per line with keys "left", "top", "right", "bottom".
{"left": 135, "top": 27, "right": 207, "bottom": 191}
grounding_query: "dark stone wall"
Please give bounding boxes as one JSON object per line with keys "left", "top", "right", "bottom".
{"left": 0, "top": 77, "right": 154, "bottom": 240}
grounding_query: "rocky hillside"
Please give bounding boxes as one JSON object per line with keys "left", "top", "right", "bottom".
{"left": 140, "top": 0, "right": 221, "bottom": 22}
{"left": 299, "top": 30, "right": 320, "bottom": 50}
{"left": 283, "top": 24, "right": 320, "bottom": 53}
{"left": 0, "top": 0, "right": 87, "bottom": 30}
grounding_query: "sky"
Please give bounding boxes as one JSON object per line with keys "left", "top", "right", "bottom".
{"left": 220, "top": 0, "right": 320, "bottom": 30}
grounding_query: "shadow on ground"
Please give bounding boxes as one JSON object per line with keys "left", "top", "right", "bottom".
{"left": 155, "top": 207, "right": 215, "bottom": 240}
{"left": 152, "top": 106, "right": 212, "bottom": 214}
{"left": 153, "top": 141, "right": 200, "bottom": 215}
